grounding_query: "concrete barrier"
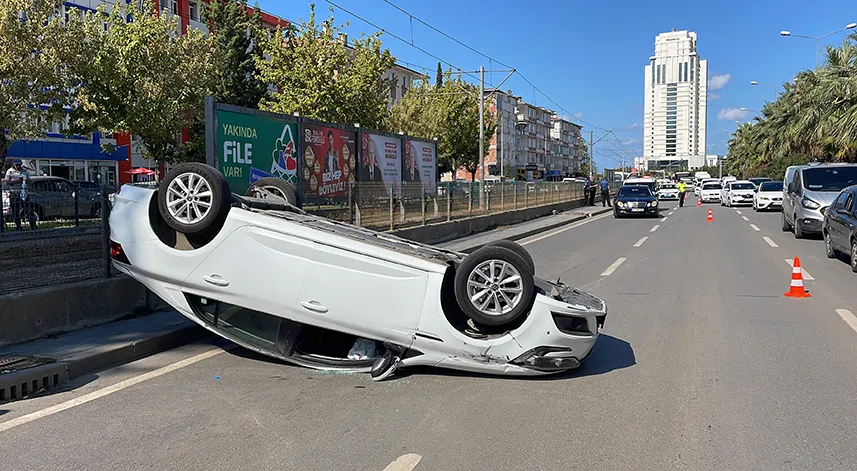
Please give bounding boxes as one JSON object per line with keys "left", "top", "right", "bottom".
{"left": 391, "top": 198, "right": 594, "bottom": 245}
{"left": 0, "top": 275, "right": 167, "bottom": 348}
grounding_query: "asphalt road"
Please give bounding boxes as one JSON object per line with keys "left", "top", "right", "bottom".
{"left": 4, "top": 200, "right": 857, "bottom": 470}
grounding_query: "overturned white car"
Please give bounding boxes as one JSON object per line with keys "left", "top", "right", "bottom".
{"left": 108, "top": 163, "right": 607, "bottom": 381}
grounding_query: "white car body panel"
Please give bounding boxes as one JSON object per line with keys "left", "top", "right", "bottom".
{"left": 726, "top": 180, "right": 756, "bottom": 206}
{"left": 700, "top": 185, "right": 722, "bottom": 203}
{"left": 109, "top": 184, "right": 606, "bottom": 378}
{"left": 754, "top": 189, "right": 783, "bottom": 210}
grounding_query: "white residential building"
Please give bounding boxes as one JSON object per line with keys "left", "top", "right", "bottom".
{"left": 643, "top": 29, "right": 708, "bottom": 165}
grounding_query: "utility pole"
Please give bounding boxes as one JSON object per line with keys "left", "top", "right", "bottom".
{"left": 589, "top": 130, "right": 594, "bottom": 178}
{"left": 478, "top": 66, "right": 485, "bottom": 208}
{"left": 499, "top": 113, "right": 504, "bottom": 178}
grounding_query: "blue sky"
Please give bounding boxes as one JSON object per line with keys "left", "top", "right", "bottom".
{"left": 257, "top": 0, "right": 857, "bottom": 170}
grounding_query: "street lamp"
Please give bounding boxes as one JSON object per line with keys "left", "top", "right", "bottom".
{"left": 780, "top": 23, "right": 857, "bottom": 69}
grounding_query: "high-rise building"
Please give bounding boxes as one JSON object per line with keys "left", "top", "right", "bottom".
{"left": 643, "top": 29, "right": 708, "bottom": 169}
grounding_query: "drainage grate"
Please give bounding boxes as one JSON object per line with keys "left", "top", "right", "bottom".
{"left": 0, "top": 354, "right": 67, "bottom": 404}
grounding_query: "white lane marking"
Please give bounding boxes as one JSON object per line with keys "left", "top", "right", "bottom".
{"left": 520, "top": 212, "right": 612, "bottom": 246}
{"left": 763, "top": 236, "right": 779, "bottom": 248}
{"left": 634, "top": 236, "right": 648, "bottom": 247}
{"left": 650, "top": 224, "right": 660, "bottom": 233}
{"left": 742, "top": 216, "right": 750, "bottom": 221}
{"left": 383, "top": 454, "right": 423, "bottom": 471}
{"left": 0, "top": 347, "right": 231, "bottom": 434}
{"left": 668, "top": 211, "right": 675, "bottom": 216}
{"left": 601, "top": 257, "right": 626, "bottom": 276}
{"left": 736, "top": 210, "right": 742, "bottom": 214}
{"left": 660, "top": 216, "right": 668, "bottom": 222}
{"left": 750, "top": 224, "right": 760, "bottom": 231}
{"left": 785, "top": 259, "right": 815, "bottom": 280}
{"left": 836, "top": 309, "right": 857, "bottom": 334}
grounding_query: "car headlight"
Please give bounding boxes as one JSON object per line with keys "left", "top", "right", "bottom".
{"left": 651, "top": 200, "right": 658, "bottom": 206}
{"left": 801, "top": 197, "right": 820, "bottom": 210}
{"left": 616, "top": 201, "right": 625, "bottom": 207}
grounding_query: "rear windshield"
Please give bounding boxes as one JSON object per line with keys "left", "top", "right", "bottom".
{"left": 730, "top": 183, "right": 755, "bottom": 190}
{"left": 703, "top": 183, "right": 722, "bottom": 190}
{"left": 759, "top": 181, "right": 783, "bottom": 192}
{"left": 618, "top": 186, "right": 653, "bottom": 197}
{"left": 802, "top": 167, "right": 857, "bottom": 191}
{"left": 659, "top": 184, "right": 676, "bottom": 189}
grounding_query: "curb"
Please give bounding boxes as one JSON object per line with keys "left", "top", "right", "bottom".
{"left": 0, "top": 324, "right": 209, "bottom": 404}
{"left": 458, "top": 207, "right": 613, "bottom": 253}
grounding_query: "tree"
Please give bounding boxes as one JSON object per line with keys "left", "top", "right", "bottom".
{"left": 389, "top": 69, "right": 495, "bottom": 179}
{"left": 256, "top": 4, "right": 395, "bottom": 130}
{"left": 70, "top": 2, "right": 214, "bottom": 164}
{"left": 203, "top": 0, "right": 267, "bottom": 108}
{"left": 0, "top": 0, "right": 84, "bottom": 162}
{"left": 436, "top": 62, "right": 443, "bottom": 86}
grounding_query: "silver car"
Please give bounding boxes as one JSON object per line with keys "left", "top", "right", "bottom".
{"left": 782, "top": 163, "right": 857, "bottom": 238}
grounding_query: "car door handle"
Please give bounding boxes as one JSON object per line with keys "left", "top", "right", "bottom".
{"left": 300, "top": 300, "right": 329, "bottom": 313}
{"left": 202, "top": 274, "right": 230, "bottom": 287}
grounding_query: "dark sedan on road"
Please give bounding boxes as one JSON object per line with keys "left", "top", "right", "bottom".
{"left": 614, "top": 185, "right": 659, "bottom": 218}
{"left": 822, "top": 185, "right": 857, "bottom": 272}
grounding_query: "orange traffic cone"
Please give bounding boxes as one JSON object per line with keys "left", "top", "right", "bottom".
{"left": 707, "top": 208, "right": 714, "bottom": 222}
{"left": 784, "top": 256, "right": 811, "bottom": 298}
{"left": 697, "top": 196, "right": 702, "bottom": 206}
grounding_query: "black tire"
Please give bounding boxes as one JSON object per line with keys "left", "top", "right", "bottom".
{"left": 613, "top": 209, "right": 620, "bottom": 218}
{"left": 824, "top": 231, "right": 837, "bottom": 258}
{"left": 157, "top": 163, "right": 231, "bottom": 236}
{"left": 793, "top": 214, "right": 804, "bottom": 239}
{"left": 483, "top": 239, "right": 536, "bottom": 275}
{"left": 246, "top": 177, "right": 299, "bottom": 207}
{"left": 453, "top": 245, "right": 535, "bottom": 328}
{"left": 851, "top": 239, "right": 857, "bottom": 273}
{"left": 91, "top": 202, "right": 102, "bottom": 218}
{"left": 782, "top": 211, "right": 791, "bottom": 232}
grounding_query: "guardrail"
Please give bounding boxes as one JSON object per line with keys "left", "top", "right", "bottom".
{"left": 0, "top": 179, "right": 619, "bottom": 295}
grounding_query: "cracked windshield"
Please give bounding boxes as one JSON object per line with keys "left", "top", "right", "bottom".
{"left": 4, "top": 0, "right": 857, "bottom": 469}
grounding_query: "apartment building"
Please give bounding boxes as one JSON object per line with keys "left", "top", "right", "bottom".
{"left": 6, "top": 0, "right": 425, "bottom": 188}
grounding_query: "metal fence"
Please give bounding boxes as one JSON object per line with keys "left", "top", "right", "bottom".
{"left": 0, "top": 179, "right": 618, "bottom": 295}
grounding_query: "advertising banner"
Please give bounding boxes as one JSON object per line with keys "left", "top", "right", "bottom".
{"left": 214, "top": 109, "right": 299, "bottom": 195}
{"left": 403, "top": 139, "right": 437, "bottom": 192}
{"left": 359, "top": 132, "right": 401, "bottom": 195}
{"left": 302, "top": 124, "right": 356, "bottom": 200}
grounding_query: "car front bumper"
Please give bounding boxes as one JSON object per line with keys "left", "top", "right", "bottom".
{"left": 701, "top": 194, "right": 720, "bottom": 202}
{"left": 615, "top": 204, "right": 658, "bottom": 215}
{"left": 730, "top": 196, "right": 755, "bottom": 205}
{"left": 756, "top": 198, "right": 782, "bottom": 209}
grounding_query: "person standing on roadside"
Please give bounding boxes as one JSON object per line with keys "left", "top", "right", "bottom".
{"left": 677, "top": 180, "right": 687, "bottom": 208}
{"left": 5, "top": 159, "right": 36, "bottom": 231}
{"left": 599, "top": 176, "right": 611, "bottom": 207}
{"left": 588, "top": 176, "right": 597, "bottom": 206}
{"left": 582, "top": 178, "right": 592, "bottom": 206}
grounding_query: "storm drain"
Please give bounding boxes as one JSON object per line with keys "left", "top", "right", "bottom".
{"left": 0, "top": 354, "right": 67, "bottom": 403}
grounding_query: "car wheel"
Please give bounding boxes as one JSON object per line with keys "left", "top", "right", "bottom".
{"left": 91, "top": 203, "right": 102, "bottom": 218}
{"left": 246, "top": 177, "right": 299, "bottom": 207}
{"left": 851, "top": 239, "right": 857, "bottom": 273}
{"left": 793, "top": 215, "right": 804, "bottom": 239}
{"left": 483, "top": 239, "right": 536, "bottom": 275}
{"left": 157, "top": 162, "right": 231, "bottom": 236}
{"left": 781, "top": 212, "right": 791, "bottom": 232}
{"left": 824, "top": 231, "right": 837, "bottom": 258}
{"left": 454, "top": 245, "right": 535, "bottom": 328}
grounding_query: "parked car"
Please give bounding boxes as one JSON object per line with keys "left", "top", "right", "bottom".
{"left": 722, "top": 180, "right": 756, "bottom": 207}
{"left": 694, "top": 178, "right": 719, "bottom": 197}
{"left": 783, "top": 163, "right": 857, "bottom": 239}
{"left": 822, "top": 185, "right": 857, "bottom": 272}
{"left": 699, "top": 182, "right": 722, "bottom": 204}
{"left": 614, "top": 185, "right": 659, "bottom": 217}
{"left": 753, "top": 181, "right": 784, "bottom": 211}
{"left": 108, "top": 163, "right": 607, "bottom": 381}
{"left": 1, "top": 176, "right": 101, "bottom": 222}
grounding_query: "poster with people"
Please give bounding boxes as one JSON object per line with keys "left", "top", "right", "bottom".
{"left": 403, "top": 139, "right": 437, "bottom": 194}
{"left": 359, "top": 132, "right": 402, "bottom": 195}
{"left": 302, "top": 124, "right": 356, "bottom": 200}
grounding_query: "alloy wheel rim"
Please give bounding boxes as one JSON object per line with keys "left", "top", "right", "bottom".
{"left": 826, "top": 234, "right": 832, "bottom": 254}
{"left": 166, "top": 172, "right": 213, "bottom": 225}
{"left": 466, "top": 259, "right": 524, "bottom": 316}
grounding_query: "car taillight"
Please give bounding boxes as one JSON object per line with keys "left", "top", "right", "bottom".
{"left": 110, "top": 240, "right": 131, "bottom": 265}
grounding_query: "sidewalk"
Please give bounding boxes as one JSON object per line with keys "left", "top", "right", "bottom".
{"left": 0, "top": 310, "right": 209, "bottom": 402}
{"left": 439, "top": 204, "right": 613, "bottom": 252}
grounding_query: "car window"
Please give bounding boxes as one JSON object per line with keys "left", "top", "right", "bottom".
{"left": 702, "top": 183, "right": 722, "bottom": 190}
{"left": 55, "top": 181, "right": 73, "bottom": 192}
{"left": 802, "top": 167, "right": 857, "bottom": 192}
{"left": 835, "top": 191, "right": 850, "bottom": 209}
{"left": 730, "top": 183, "right": 755, "bottom": 190}
{"left": 618, "top": 186, "right": 653, "bottom": 197}
{"left": 845, "top": 194, "right": 853, "bottom": 212}
{"left": 33, "top": 181, "right": 56, "bottom": 191}
{"left": 759, "top": 181, "right": 783, "bottom": 192}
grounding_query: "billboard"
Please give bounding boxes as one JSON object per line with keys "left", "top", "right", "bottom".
{"left": 302, "top": 124, "right": 356, "bottom": 200}
{"left": 214, "top": 108, "right": 299, "bottom": 195}
{"left": 359, "top": 132, "right": 401, "bottom": 195}
{"left": 403, "top": 139, "right": 437, "bottom": 190}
